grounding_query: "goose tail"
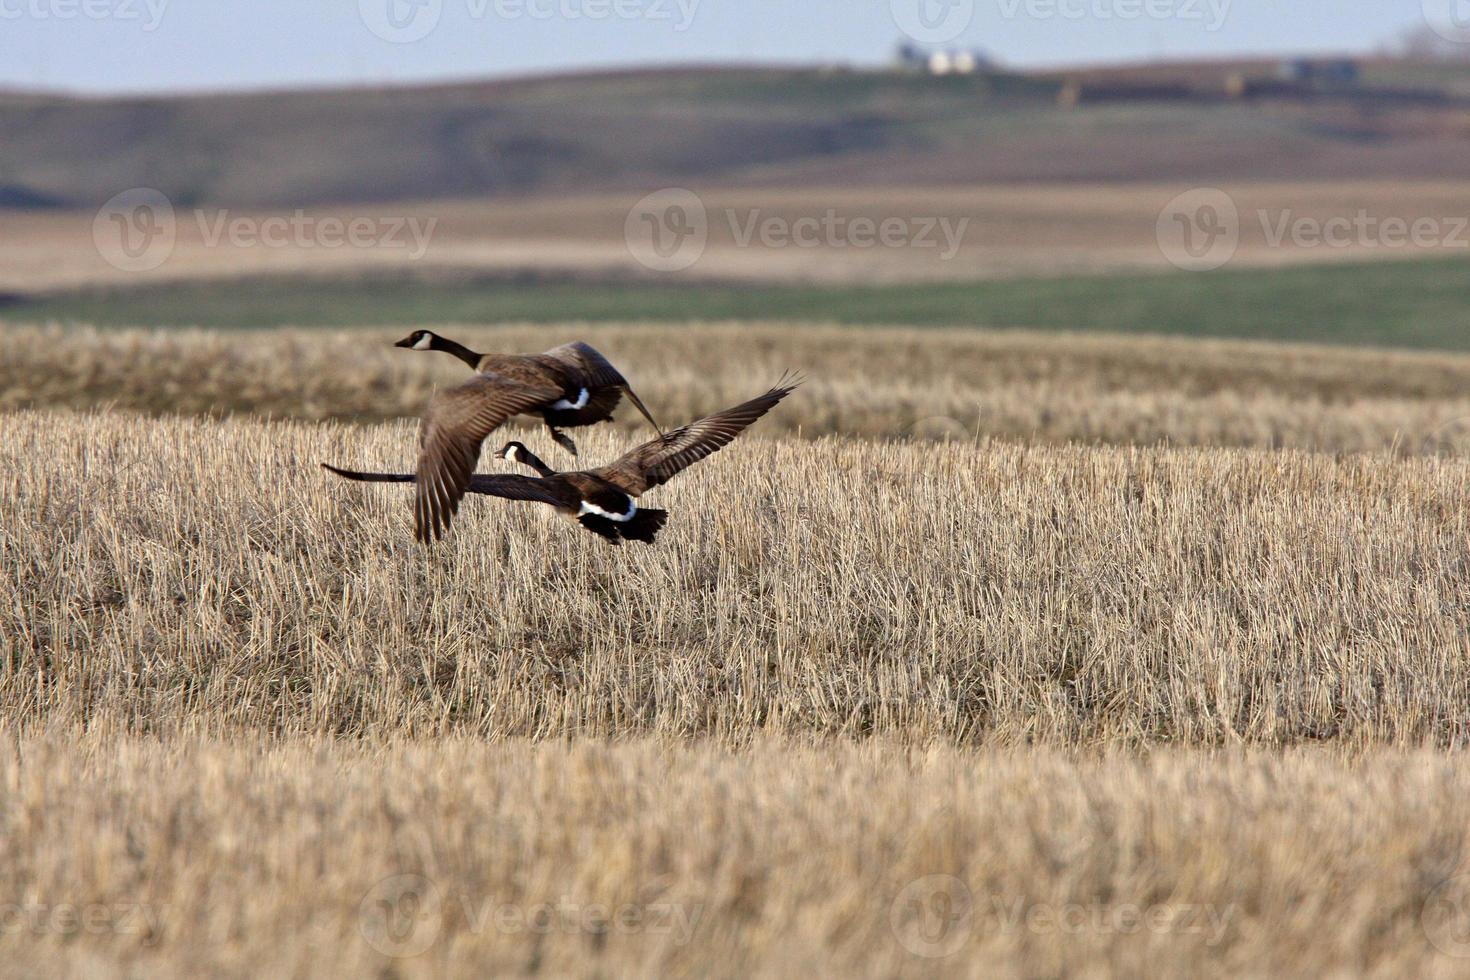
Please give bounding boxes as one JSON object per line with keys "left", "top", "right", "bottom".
{"left": 579, "top": 507, "right": 668, "bottom": 545}
{"left": 617, "top": 507, "right": 668, "bottom": 544}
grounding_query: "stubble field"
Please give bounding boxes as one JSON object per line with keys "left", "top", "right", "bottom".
{"left": 4, "top": 321, "right": 1470, "bottom": 976}
{"left": 11, "top": 321, "right": 1470, "bottom": 453}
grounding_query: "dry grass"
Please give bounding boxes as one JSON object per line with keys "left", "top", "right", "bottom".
{"left": 9, "top": 321, "right": 1470, "bottom": 975}
{"left": 1, "top": 736, "right": 1469, "bottom": 978}
{"left": 8, "top": 323, "right": 1470, "bottom": 454}
{"left": 4, "top": 409, "right": 1469, "bottom": 745}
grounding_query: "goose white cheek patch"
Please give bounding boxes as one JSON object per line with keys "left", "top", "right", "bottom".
{"left": 412, "top": 334, "right": 434, "bottom": 350}
{"left": 552, "top": 388, "right": 590, "bottom": 411}
{"left": 579, "top": 498, "right": 637, "bottom": 522}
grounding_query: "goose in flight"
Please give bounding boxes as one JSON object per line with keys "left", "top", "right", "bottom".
{"left": 394, "top": 330, "right": 660, "bottom": 457}
{"left": 324, "top": 379, "right": 799, "bottom": 545}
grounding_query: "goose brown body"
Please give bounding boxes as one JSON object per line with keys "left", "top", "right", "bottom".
{"left": 394, "top": 330, "right": 659, "bottom": 455}
{"left": 324, "top": 379, "right": 799, "bottom": 545}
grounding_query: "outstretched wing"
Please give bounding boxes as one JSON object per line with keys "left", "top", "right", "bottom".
{"left": 415, "top": 373, "right": 562, "bottom": 543}
{"left": 322, "top": 463, "right": 568, "bottom": 508}
{"left": 322, "top": 463, "right": 412, "bottom": 484}
{"left": 597, "top": 377, "right": 800, "bottom": 495}
{"left": 541, "top": 341, "right": 662, "bottom": 433}
{"left": 463, "top": 474, "right": 573, "bottom": 507}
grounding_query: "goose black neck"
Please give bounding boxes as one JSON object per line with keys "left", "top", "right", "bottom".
{"left": 517, "top": 446, "right": 555, "bottom": 477}
{"left": 434, "top": 336, "right": 483, "bottom": 369}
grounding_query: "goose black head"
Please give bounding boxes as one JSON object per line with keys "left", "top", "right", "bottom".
{"left": 494, "top": 440, "right": 554, "bottom": 476}
{"left": 394, "top": 329, "right": 439, "bottom": 351}
{"left": 493, "top": 441, "right": 527, "bottom": 462}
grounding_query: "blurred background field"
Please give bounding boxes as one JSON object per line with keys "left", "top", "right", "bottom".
{"left": 9, "top": 256, "right": 1470, "bottom": 349}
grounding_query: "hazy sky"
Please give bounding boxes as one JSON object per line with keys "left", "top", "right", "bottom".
{"left": 0, "top": 0, "right": 1440, "bottom": 95}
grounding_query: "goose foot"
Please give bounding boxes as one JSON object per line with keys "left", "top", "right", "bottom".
{"left": 548, "top": 427, "right": 578, "bottom": 457}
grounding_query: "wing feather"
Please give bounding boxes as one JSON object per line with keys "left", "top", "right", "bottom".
{"left": 462, "top": 474, "right": 575, "bottom": 507}
{"left": 322, "top": 464, "right": 572, "bottom": 512}
{"left": 414, "top": 373, "right": 562, "bottom": 543}
{"left": 539, "top": 341, "right": 629, "bottom": 388}
{"left": 597, "top": 379, "right": 800, "bottom": 495}
{"left": 541, "top": 341, "right": 661, "bottom": 433}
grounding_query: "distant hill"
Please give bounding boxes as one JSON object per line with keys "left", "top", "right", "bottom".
{"left": 4, "top": 61, "right": 1470, "bottom": 209}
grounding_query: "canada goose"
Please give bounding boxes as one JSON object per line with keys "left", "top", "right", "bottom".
{"left": 394, "top": 330, "right": 659, "bottom": 456}
{"left": 323, "top": 379, "right": 799, "bottom": 545}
